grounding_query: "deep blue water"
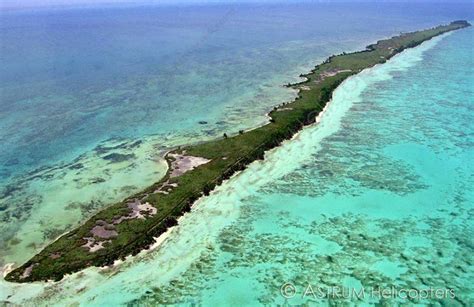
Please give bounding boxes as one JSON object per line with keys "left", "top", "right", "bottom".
{"left": 0, "top": 1, "right": 473, "bottom": 296}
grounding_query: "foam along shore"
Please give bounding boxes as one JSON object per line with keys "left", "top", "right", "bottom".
{"left": 5, "top": 20, "right": 471, "bottom": 283}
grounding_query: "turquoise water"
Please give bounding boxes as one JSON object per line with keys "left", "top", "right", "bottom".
{"left": 2, "top": 2, "right": 472, "bottom": 269}
{"left": 1, "top": 18, "right": 472, "bottom": 306}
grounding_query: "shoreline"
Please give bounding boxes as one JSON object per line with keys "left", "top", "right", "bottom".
{"left": 5, "top": 20, "right": 471, "bottom": 283}
{"left": 144, "top": 31, "right": 444, "bottom": 259}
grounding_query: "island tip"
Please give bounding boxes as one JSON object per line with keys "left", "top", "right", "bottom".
{"left": 450, "top": 20, "right": 471, "bottom": 27}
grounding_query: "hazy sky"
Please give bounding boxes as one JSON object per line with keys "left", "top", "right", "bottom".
{"left": 2, "top": 0, "right": 471, "bottom": 10}
{"left": 2, "top": 0, "right": 267, "bottom": 9}
{"left": 1, "top": 0, "right": 278, "bottom": 10}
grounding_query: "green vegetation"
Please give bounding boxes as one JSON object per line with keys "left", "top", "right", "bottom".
{"left": 5, "top": 20, "right": 470, "bottom": 283}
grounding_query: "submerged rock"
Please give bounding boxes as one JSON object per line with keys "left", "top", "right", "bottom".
{"left": 102, "top": 153, "right": 136, "bottom": 163}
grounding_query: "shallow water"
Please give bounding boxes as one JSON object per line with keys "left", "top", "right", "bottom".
{"left": 127, "top": 28, "right": 474, "bottom": 306}
{"left": 1, "top": 18, "right": 472, "bottom": 306}
{"left": 2, "top": 2, "right": 472, "bottom": 269}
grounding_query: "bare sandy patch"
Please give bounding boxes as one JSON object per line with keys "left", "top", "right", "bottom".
{"left": 169, "top": 153, "right": 211, "bottom": 178}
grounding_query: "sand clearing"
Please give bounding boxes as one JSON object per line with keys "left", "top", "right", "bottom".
{"left": 20, "top": 264, "right": 36, "bottom": 279}
{"left": 169, "top": 153, "right": 211, "bottom": 177}
{"left": 82, "top": 237, "right": 111, "bottom": 252}
{"left": 82, "top": 200, "right": 158, "bottom": 253}
{"left": 314, "top": 69, "right": 352, "bottom": 84}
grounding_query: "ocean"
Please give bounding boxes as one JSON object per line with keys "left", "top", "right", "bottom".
{"left": 0, "top": 2, "right": 473, "bottom": 305}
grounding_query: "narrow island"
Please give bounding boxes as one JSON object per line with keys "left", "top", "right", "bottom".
{"left": 6, "top": 20, "right": 470, "bottom": 283}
